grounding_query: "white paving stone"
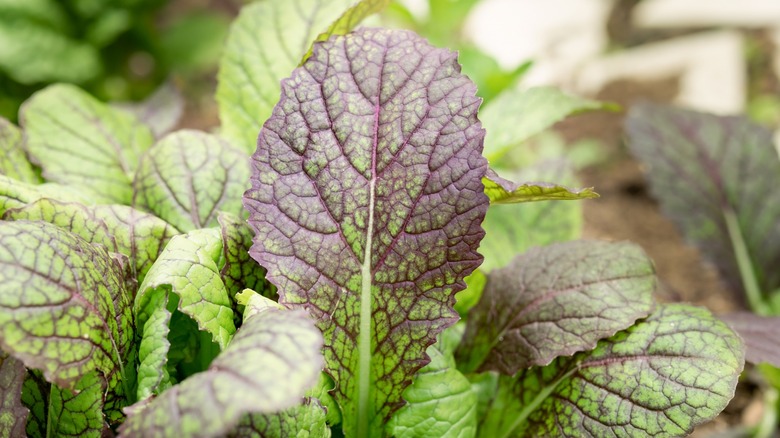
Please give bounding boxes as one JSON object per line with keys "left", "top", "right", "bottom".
{"left": 634, "top": 0, "right": 780, "bottom": 28}
{"left": 575, "top": 31, "right": 746, "bottom": 114}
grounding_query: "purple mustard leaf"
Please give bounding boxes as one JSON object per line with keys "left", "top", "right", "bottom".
{"left": 626, "top": 103, "right": 780, "bottom": 308}
{"left": 0, "top": 350, "right": 28, "bottom": 437}
{"left": 243, "top": 28, "right": 489, "bottom": 436}
{"left": 456, "top": 240, "right": 655, "bottom": 375}
{"left": 720, "top": 312, "right": 780, "bottom": 367}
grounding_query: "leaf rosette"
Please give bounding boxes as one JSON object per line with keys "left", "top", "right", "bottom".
{"left": 244, "top": 27, "right": 489, "bottom": 435}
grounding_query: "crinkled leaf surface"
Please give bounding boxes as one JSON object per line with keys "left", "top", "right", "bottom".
{"left": 134, "top": 228, "right": 235, "bottom": 399}
{"left": 120, "top": 308, "right": 324, "bottom": 438}
{"left": 388, "top": 325, "right": 477, "bottom": 438}
{"left": 244, "top": 28, "right": 488, "bottom": 436}
{"left": 0, "top": 221, "right": 133, "bottom": 410}
{"left": 20, "top": 84, "right": 154, "bottom": 203}
{"left": 48, "top": 371, "right": 107, "bottom": 437}
{"left": 481, "top": 304, "right": 745, "bottom": 438}
{"left": 218, "top": 212, "right": 272, "bottom": 303}
{"left": 0, "top": 174, "right": 91, "bottom": 215}
{"left": 114, "top": 82, "right": 184, "bottom": 138}
{"left": 457, "top": 240, "right": 655, "bottom": 375}
{"left": 3, "top": 198, "right": 179, "bottom": 282}
{"left": 133, "top": 130, "right": 248, "bottom": 232}
{"left": 0, "top": 116, "right": 38, "bottom": 183}
{"left": 481, "top": 87, "right": 613, "bottom": 163}
{"left": 720, "top": 312, "right": 780, "bottom": 367}
{"left": 230, "top": 401, "right": 331, "bottom": 438}
{"left": 626, "top": 103, "right": 780, "bottom": 300}
{"left": 21, "top": 369, "right": 49, "bottom": 438}
{"left": 484, "top": 168, "right": 598, "bottom": 204}
{"left": 217, "top": 0, "right": 387, "bottom": 152}
{"left": 0, "top": 350, "right": 28, "bottom": 438}
{"left": 479, "top": 160, "right": 583, "bottom": 272}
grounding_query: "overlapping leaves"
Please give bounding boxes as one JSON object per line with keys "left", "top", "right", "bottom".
{"left": 457, "top": 240, "right": 656, "bottom": 375}
{"left": 480, "top": 304, "right": 744, "bottom": 437}
{"left": 244, "top": 27, "right": 489, "bottom": 436}
{"left": 626, "top": 104, "right": 780, "bottom": 309}
{"left": 217, "top": 0, "right": 390, "bottom": 152}
{"left": 121, "top": 300, "right": 324, "bottom": 438}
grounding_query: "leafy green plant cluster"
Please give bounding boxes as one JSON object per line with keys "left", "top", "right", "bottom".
{"left": 626, "top": 103, "right": 780, "bottom": 437}
{"left": 0, "top": 0, "right": 229, "bottom": 122}
{"left": 0, "top": 1, "right": 757, "bottom": 437}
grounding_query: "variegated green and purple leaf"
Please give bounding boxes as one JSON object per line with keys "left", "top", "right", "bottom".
{"left": 0, "top": 221, "right": 134, "bottom": 421}
{"left": 0, "top": 116, "right": 38, "bottom": 184}
{"left": 0, "top": 350, "right": 28, "bottom": 437}
{"left": 133, "top": 130, "right": 249, "bottom": 233}
{"left": 626, "top": 104, "right": 780, "bottom": 310}
{"left": 120, "top": 301, "right": 324, "bottom": 438}
{"left": 134, "top": 216, "right": 270, "bottom": 400}
{"left": 134, "top": 228, "right": 236, "bottom": 400}
{"left": 20, "top": 84, "right": 154, "bottom": 204}
{"left": 0, "top": 174, "right": 91, "bottom": 216}
{"left": 20, "top": 370, "right": 48, "bottom": 437}
{"left": 217, "top": 0, "right": 390, "bottom": 153}
{"left": 244, "top": 28, "right": 489, "bottom": 436}
{"left": 3, "top": 198, "right": 180, "bottom": 282}
{"left": 457, "top": 240, "right": 655, "bottom": 375}
{"left": 229, "top": 401, "right": 331, "bottom": 438}
{"left": 481, "top": 304, "right": 745, "bottom": 438}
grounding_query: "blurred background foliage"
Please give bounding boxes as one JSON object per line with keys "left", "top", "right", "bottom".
{"left": 0, "top": 0, "right": 232, "bottom": 122}
{"left": 0, "top": 0, "right": 526, "bottom": 123}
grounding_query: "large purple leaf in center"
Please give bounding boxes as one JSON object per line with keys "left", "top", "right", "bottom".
{"left": 243, "top": 28, "right": 488, "bottom": 436}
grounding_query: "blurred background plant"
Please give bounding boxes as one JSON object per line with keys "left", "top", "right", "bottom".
{"left": 0, "top": 0, "right": 232, "bottom": 122}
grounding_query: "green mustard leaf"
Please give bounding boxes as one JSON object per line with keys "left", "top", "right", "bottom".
{"left": 217, "top": 0, "right": 388, "bottom": 153}
{"left": 479, "top": 160, "right": 583, "bottom": 272}
{"left": 134, "top": 228, "right": 236, "bottom": 400}
{"left": 244, "top": 28, "right": 489, "bottom": 436}
{"left": 0, "top": 350, "right": 28, "bottom": 437}
{"left": 20, "top": 370, "right": 48, "bottom": 438}
{"left": 0, "top": 174, "right": 91, "bottom": 216}
{"left": 0, "top": 116, "right": 38, "bottom": 183}
{"left": 120, "top": 307, "right": 324, "bottom": 438}
{"left": 20, "top": 84, "right": 154, "bottom": 204}
{"left": 481, "top": 87, "right": 614, "bottom": 164}
{"left": 306, "top": 372, "right": 342, "bottom": 427}
{"left": 626, "top": 103, "right": 780, "bottom": 309}
{"left": 387, "top": 327, "right": 478, "bottom": 438}
{"left": 48, "top": 371, "right": 107, "bottom": 437}
{"left": 3, "top": 198, "right": 180, "bottom": 282}
{"left": 217, "top": 212, "right": 273, "bottom": 305}
{"left": 230, "top": 401, "right": 331, "bottom": 438}
{"left": 304, "top": 0, "right": 392, "bottom": 62}
{"left": 0, "top": 221, "right": 133, "bottom": 409}
{"left": 457, "top": 240, "right": 656, "bottom": 375}
{"left": 133, "top": 130, "right": 248, "bottom": 232}
{"left": 481, "top": 304, "right": 745, "bottom": 438}
{"left": 113, "top": 82, "right": 184, "bottom": 139}
{"left": 483, "top": 168, "right": 598, "bottom": 204}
